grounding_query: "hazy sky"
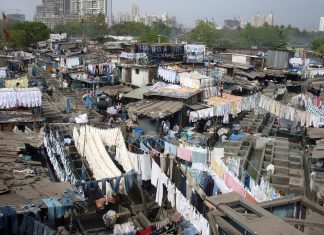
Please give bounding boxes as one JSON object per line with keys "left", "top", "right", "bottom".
{"left": 0, "top": 0, "right": 323, "bottom": 29}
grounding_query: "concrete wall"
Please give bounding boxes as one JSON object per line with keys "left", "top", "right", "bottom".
{"left": 267, "top": 50, "right": 294, "bottom": 69}
{"left": 255, "top": 137, "right": 274, "bottom": 149}
{"left": 232, "top": 54, "right": 248, "bottom": 64}
{"left": 131, "top": 67, "right": 150, "bottom": 87}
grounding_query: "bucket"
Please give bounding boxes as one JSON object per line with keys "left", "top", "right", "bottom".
{"left": 133, "top": 128, "right": 144, "bottom": 137}
{"left": 133, "top": 127, "right": 142, "bottom": 134}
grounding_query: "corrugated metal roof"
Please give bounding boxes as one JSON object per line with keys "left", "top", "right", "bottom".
{"left": 0, "top": 193, "right": 29, "bottom": 211}
{"left": 126, "top": 100, "right": 184, "bottom": 119}
{"left": 123, "top": 86, "right": 151, "bottom": 100}
{"left": 0, "top": 131, "right": 72, "bottom": 211}
{"left": 146, "top": 87, "right": 201, "bottom": 100}
{"left": 98, "top": 85, "right": 133, "bottom": 96}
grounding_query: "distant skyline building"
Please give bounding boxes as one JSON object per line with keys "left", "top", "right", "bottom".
{"left": 34, "top": 0, "right": 110, "bottom": 29}
{"left": 251, "top": 12, "right": 273, "bottom": 27}
{"left": 116, "top": 4, "right": 177, "bottom": 27}
{"left": 131, "top": 4, "right": 139, "bottom": 21}
{"left": 107, "top": 0, "right": 113, "bottom": 26}
{"left": 195, "top": 18, "right": 216, "bottom": 28}
{"left": 78, "top": 0, "right": 107, "bottom": 16}
{"left": 32, "top": 2, "right": 283, "bottom": 30}
{"left": 118, "top": 12, "right": 131, "bottom": 23}
{"left": 224, "top": 17, "right": 245, "bottom": 29}
{"left": 224, "top": 19, "right": 240, "bottom": 29}
{"left": 251, "top": 13, "right": 263, "bottom": 27}
{"left": 7, "top": 14, "right": 25, "bottom": 22}
{"left": 265, "top": 13, "right": 274, "bottom": 26}
{"left": 319, "top": 17, "right": 324, "bottom": 32}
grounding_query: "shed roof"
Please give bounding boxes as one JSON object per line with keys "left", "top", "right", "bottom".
{"left": 145, "top": 83, "right": 201, "bottom": 100}
{"left": 221, "top": 75, "right": 261, "bottom": 90}
{"left": 216, "top": 63, "right": 255, "bottom": 70}
{"left": 126, "top": 99, "right": 184, "bottom": 119}
{"left": 0, "top": 131, "right": 72, "bottom": 211}
{"left": 0, "top": 110, "right": 44, "bottom": 124}
{"left": 123, "top": 86, "right": 151, "bottom": 100}
{"left": 98, "top": 85, "right": 133, "bottom": 96}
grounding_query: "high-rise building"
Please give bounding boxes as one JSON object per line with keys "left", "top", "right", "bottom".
{"left": 224, "top": 17, "right": 243, "bottom": 29}
{"left": 251, "top": 13, "right": 264, "bottom": 27}
{"left": 265, "top": 13, "right": 274, "bottom": 26}
{"left": 34, "top": 0, "right": 109, "bottom": 29}
{"left": 107, "top": 0, "right": 113, "bottom": 26}
{"left": 118, "top": 12, "right": 131, "bottom": 23}
{"left": 7, "top": 14, "right": 26, "bottom": 22}
{"left": 79, "top": 0, "right": 107, "bottom": 15}
{"left": 195, "top": 18, "right": 216, "bottom": 28}
{"left": 144, "top": 14, "right": 152, "bottom": 26}
{"left": 319, "top": 17, "right": 324, "bottom": 32}
{"left": 71, "top": 0, "right": 80, "bottom": 14}
{"left": 251, "top": 13, "right": 273, "bottom": 27}
{"left": 116, "top": 6, "right": 177, "bottom": 27}
{"left": 131, "top": 4, "right": 139, "bottom": 20}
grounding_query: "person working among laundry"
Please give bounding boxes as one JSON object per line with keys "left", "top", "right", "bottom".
{"left": 108, "top": 114, "right": 122, "bottom": 128}
{"left": 82, "top": 91, "right": 94, "bottom": 109}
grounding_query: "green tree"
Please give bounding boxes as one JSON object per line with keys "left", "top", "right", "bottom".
{"left": 140, "top": 29, "right": 168, "bottom": 43}
{"left": 53, "top": 14, "right": 109, "bottom": 38}
{"left": 140, "top": 22, "right": 171, "bottom": 43}
{"left": 311, "top": 36, "right": 324, "bottom": 54}
{"left": 3, "top": 21, "right": 51, "bottom": 48}
{"left": 16, "top": 22, "right": 51, "bottom": 46}
{"left": 151, "top": 22, "right": 171, "bottom": 37}
{"left": 108, "top": 22, "right": 150, "bottom": 37}
{"left": 188, "top": 22, "right": 218, "bottom": 46}
{"left": 7, "top": 29, "right": 27, "bottom": 49}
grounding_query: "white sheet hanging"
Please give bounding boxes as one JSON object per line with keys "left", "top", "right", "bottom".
{"left": 0, "top": 88, "right": 42, "bottom": 109}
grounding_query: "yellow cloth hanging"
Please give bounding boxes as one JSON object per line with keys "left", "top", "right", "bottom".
{"left": 211, "top": 160, "right": 225, "bottom": 179}
{"left": 5, "top": 77, "right": 28, "bottom": 88}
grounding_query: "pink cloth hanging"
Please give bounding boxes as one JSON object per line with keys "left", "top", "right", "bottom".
{"left": 177, "top": 147, "right": 192, "bottom": 162}
{"left": 224, "top": 172, "right": 244, "bottom": 196}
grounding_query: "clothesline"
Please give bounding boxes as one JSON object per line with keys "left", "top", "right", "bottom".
{"left": 163, "top": 138, "right": 281, "bottom": 202}
{"left": 190, "top": 92, "right": 324, "bottom": 128}
{"left": 120, "top": 52, "right": 147, "bottom": 59}
{"left": 144, "top": 144, "right": 209, "bottom": 235}
{"left": 259, "top": 93, "right": 324, "bottom": 128}
{"left": 0, "top": 88, "right": 41, "bottom": 92}
{"left": 210, "top": 148, "right": 280, "bottom": 202}
{"left": 0, "top": 88, "right": 42, "bottom": 109}
{"left": 121, "top": 141, "right": 207, "bottom": 229}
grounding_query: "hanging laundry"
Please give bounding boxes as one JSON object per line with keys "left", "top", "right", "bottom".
{"left": 120, "top": 52, "right": 147, "bottom": 59}
{"left": 157, "top": 66, "right": 180, "bottom": 83}
{"left": 191, "top": 151, "right": 208, "bottom": 165}
{"left": 0, "top": 88, "right": 42, "bottom": 109}
{"left": 43, "top": 197, "right": 64, "bottom": 221}
{"left": 44, "top": 131, "right": 78, "bottom": 184}
{"left": 224, "top": 172, "right": 245, "bottom": 196}
{"left": 203, "top": 86, "right": 219, "bottom": 99}
{"left": 184, "top": 44, "right": 206, "bottom": 53}
{"left": 177, "top": 146, "right": 192, "bottom": 162}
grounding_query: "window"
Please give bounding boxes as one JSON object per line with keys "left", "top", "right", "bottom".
{"left": 135, "top": 69, "right": 140, "bottom": 74}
